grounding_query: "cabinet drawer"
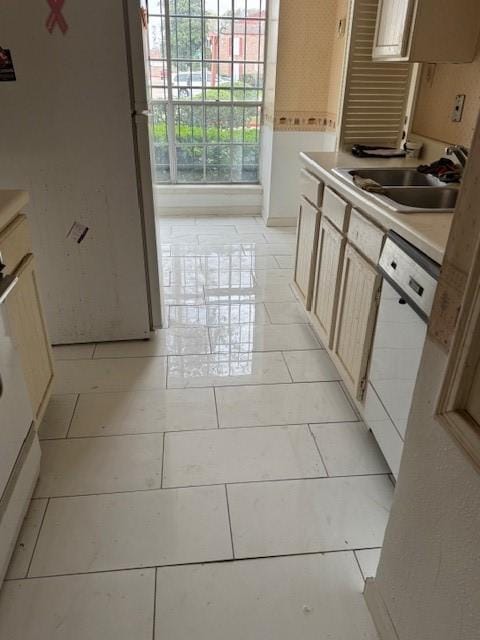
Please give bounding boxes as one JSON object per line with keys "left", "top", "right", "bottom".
{"left": 348, "top": 209, "right": 384, "bottom": 264}
{"left": 300, "top": 169, "right": 323, "bottom": 208}
{"left": 323, "top": 187, "right": 350, "bottom": 232}
{"left": 0, "top": 215, "right": 31, "bottom": 275}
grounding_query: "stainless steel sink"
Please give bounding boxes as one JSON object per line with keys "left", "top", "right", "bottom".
{"left": 371, "top": 187, "right": 458, "bottom": 213}
{"left": 333, "top": 167, "right": 441, "bottom": 187}
{"left": 332, "top": 167, "right": 458, "bottom": 212}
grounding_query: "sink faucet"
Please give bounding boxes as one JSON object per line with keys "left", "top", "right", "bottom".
{"left": 445, "top": 145, "right": 469, "bottom": 168}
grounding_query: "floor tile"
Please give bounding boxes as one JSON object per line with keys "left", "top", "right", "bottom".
{"left": 216, "top": 382, "right": 356, "bottom": 428}
{"left": 29, "top": 485, "right": 232, "bottom": 576}
{"left": 209, "top": 323, "right": 320, "bottom": 353}
{"left": 252, "top": 269, "right": 294, "bottom": 286}
{"left": 35, "top": 434, "right": 164, "bottom": 498}
{"left": 265, "top": 301, "right": 309, "bottom": 324}
{"left": 93, "top": 328, "right": 210, "bottom": 358}
{"left": 155, "top": 553, "right": 378, "bottom": 640}
{"left": 163, "top": 425, "right": 325, "bottom": 487}
{"left": 38, "top": 394, "right": 78, "bottom": 440}
{"left": 228, "top": 475, "right": 393, "bottom": 558}
{"left": 283, "top": 350, "right": 340, "bottom": 382}
{"left": 243, "top": 243, "right": 294, "bottom": 256}
{"left": 6, "top": 499, "right": 48, "bottom": 580}
{"left": 68, "top": 387, "right": 217, "bottom": 437}
{"left": 204, "top": 284, "right": 296, "bottom": 304}
{"left": 171, "top": 244, "right": 245, "bottom": 257}
{"left": 310, "top": 422, "right": 390, "bottom": 476}
{"left": 162, "top": 285, "right": 205, "bottom": 305}
{"left": 0, "top": 570, "right": 154, "bottom": 640}
{"left": 53, "top": 357, "right": 167, "bottom": 394}
{"left": 168, "top": 303, "right": 270, "bottom": 327}
{"left": 355, "top": 548, "right": 382, "bottom": 579}
{"left": 51, "top": 343, "right": 95, "bottom": 360}
{"left": 275, "top": 255, "right": 295, "bottom": 268}
{"left": 167, "top": 352, "right": 291, "bottom": 388}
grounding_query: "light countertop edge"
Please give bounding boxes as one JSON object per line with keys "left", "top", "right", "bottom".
{"left": 0, "top": 190, "right": 29, "bottom": 234}
{"left": 300, "top": 151, "right": 453, "bottom": 264}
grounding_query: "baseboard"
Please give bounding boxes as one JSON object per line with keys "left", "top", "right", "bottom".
{"left": 364, "top": 579, "right": 400, "bottom": 640}
{"left": 156, "top": 206, "right": 262, "bottom": 217}
{"left": 265, "top": 216, "right": 297, "bottom": 227}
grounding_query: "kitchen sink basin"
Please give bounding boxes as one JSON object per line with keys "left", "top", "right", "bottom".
{"left": 333, "top": 167, "right": 441, "bottom": 186}
{"left": 372, "top": 187, "right": 459, "bottom": 213}
{"left": 332, "top": 167, "right": 458, "bottom": 212}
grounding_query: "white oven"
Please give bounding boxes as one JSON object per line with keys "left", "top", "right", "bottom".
{"left": 0, "top": 273, "right": 40, "bottom": 583}
{"left": 363, "top": 232, "right": 440, "bottom": 478}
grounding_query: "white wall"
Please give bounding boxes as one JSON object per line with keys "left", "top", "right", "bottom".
{"left": 260, "top": 124, "right": 336, "bottom": 226}
{"left": 154, "top": 185, "right": 263, "bottom": 216}
{"left": 370, "top": 338, "right": 480, "bottom": 640}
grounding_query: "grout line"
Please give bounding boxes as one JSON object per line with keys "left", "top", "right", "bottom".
{"left": 307, "top": 424, "right": 330, "bottom": 477}
{"left": 212, "top": 387, "right": 220, "bottom": 429}
{"left": 353, "top": 550, "right": 366, "bottom": 582}
{"left": 26, "top": 497, "right": 50, "bottom": 578}
{"left": 224, "top": 485, "right": 235, "bottom": 559}
{"left": 161, "top": 433, "right": 166, "bottom": 489}
{"left": 32, "top": 472, "right": 392, "bottom": 501}
{"left": 65, "top": 395, "right": 81, "bottom": 439}
{"left": 10, "top": 546, "right": 386, "bottom": 583}
{"left": 280, "top": 350, "right": 294, "bottom": 383}
{"left": 152, "top": 567, "right": 158, "bottom": 640}
{"left": 46, "top": 420, "right": 361, "bottom": 442}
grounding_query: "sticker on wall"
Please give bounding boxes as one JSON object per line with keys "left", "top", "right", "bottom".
{"left": 67, "top": 222, "right": 89, "bottom": 244}
{"left": 0, "top": 48, "right": 16, "bottom": 82}
{"left": 46, "top": 0, "right": 69, "bottom": 35}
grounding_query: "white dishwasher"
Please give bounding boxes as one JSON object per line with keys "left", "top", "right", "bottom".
{"left": 0, "top": 273, "right": 41, "bottom": 584}
{"left": 363, "top": 231, "right": 440, "bottom": 478}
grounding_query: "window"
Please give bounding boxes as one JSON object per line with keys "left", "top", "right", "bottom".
{"left": 147, "top": 0, "right": 266, "bottom": 184}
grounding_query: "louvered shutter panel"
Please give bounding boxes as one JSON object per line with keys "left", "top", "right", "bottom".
{"left": 338, "top": 0, "right": 411, "bottom": 149}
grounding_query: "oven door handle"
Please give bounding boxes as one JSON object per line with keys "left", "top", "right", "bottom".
{"left": 0, "top": 275, "right": 19, "bottom": 305}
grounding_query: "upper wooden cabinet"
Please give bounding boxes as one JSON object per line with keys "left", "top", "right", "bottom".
{"left": 373, "top": 0, "right": 480, "bottom": 63}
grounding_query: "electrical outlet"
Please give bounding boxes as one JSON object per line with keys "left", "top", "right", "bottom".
{"left": 452, "top": 94, "right": 466, "bottom": 123}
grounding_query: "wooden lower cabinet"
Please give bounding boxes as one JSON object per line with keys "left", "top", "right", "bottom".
{"left": 6, "top": 254, "right": 54, "bottom": 422}
{"left": 333, "top": 243, "right": 382, "bottom": 400}
{"left": 293, "top": 197, "right": 321, "bottom": 309}
{"left": 311, "top": 217, "right": 346, "bottom": 349}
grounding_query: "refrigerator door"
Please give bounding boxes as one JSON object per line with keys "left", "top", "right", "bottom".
{"left": 0, "top": 1, "right": 152, "bottom": 343}
{"left": 125, "top": 0, "right": 150, "bottom": 113}
{"left": 126, "top": 0, "right": 162, "bottom": 328}
{"left": 133, "top": 113, "right": 162, "bottom": 328}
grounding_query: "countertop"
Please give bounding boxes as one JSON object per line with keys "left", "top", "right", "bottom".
{"left": 300, "top": 151, "right": 454, "bottom": 264}
{"left": 0, "top": 190, "right": 29, "bottom": 233}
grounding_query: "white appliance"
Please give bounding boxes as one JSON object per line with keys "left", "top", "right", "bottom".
{"left": 0, "top": 274, "right": 41, "bottom": 584}
{"left": 0, "top": 0, "right": 161, "bottom": 343}
{"left": 364, "top": 232, "right": 440, "bottom": 478}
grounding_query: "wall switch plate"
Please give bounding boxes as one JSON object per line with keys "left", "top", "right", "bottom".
{"left": 452, "top": 94, "right": 466, "bottom": 123}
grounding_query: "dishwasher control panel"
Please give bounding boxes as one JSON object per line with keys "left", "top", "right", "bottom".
{"left": 379, "top": 232, "right": 440, "bottom": 321}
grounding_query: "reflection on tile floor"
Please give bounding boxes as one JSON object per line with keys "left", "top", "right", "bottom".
{"left": 1, "top": 215, "right": 385, "bottom": 639}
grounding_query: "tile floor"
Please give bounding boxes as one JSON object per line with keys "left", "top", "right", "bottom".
{"left": 0, "top": 214, "right": 392, "bottom": 639}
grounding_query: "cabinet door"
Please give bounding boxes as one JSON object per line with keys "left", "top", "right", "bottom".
{"left": 373, "top": 0, "right": 414, "bottom": 59}
{"left": 6, "top": 255, "right": 54, "bottom": 422}
{"left": 311, "top": 217, "right": 346, "bottom": 349}
{"left": 293, "top": 198, "right": 320, "bottom": 310}
{"left": 334, "top": 244, "right": 381, "bottom": 400}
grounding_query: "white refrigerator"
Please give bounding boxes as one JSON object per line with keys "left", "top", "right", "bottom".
{"left": 0, "top": 0, "right": 162, "bottom": 343}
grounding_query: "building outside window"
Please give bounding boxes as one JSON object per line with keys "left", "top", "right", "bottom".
{"left": 147, "top": 0, "right": 266, "bottom": 184}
